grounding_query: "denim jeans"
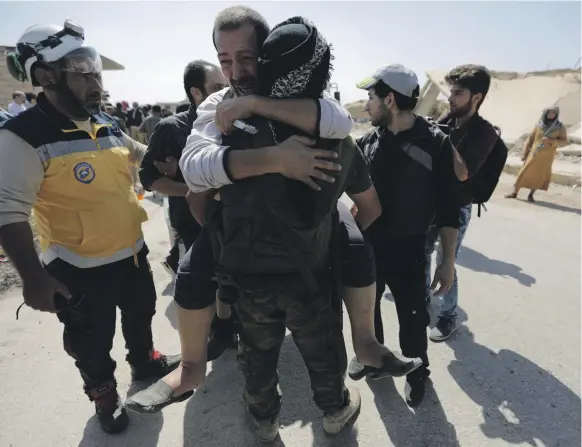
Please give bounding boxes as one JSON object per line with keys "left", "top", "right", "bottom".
{"left": 425, "top": 204, "right": 472, "bottom": 321}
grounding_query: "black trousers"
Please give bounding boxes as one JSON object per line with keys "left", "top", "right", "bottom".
{"left": 234, "top": 271, "right": 348, "bottom": 419}
{"left": 173, "top": 227, "right": 236, "bottom": 337}
{"left": 373, "top": 236, "right": 430, "bottom": 376}
{"left": 46, "top": 248, "right": 157, "bottom": 392}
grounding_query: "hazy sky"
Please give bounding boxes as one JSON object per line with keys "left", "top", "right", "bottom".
{"left": 1, "top": 1, "right": 580, "bottom": 105}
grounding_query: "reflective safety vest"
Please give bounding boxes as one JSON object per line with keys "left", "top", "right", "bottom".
{"left": 0, "top": 94, "right": 148, "bottom": 268}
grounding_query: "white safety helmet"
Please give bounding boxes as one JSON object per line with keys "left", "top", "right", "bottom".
{"left": 7, "top": 19, "right": 102, "bottom": 86}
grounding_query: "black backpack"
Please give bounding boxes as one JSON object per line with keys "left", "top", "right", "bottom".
{"left": 470, "top": 126, "right": 508, "bottom": 216}
{"left": 431, "top": 116, "right": 508, "bottom": 217}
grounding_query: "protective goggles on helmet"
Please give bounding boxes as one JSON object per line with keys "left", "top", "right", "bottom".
{"left": 60, "top": 47, "right": 103, "bottom": 75}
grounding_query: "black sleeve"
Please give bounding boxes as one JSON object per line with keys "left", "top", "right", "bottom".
{"left": 345, "top": 145, "right": 373, "bottom": 195}
{"left": 139, "top": 122, "right": 178, "bottom": 190}
{"left": 434, "top": 137, "right": 462, "bottom": 229}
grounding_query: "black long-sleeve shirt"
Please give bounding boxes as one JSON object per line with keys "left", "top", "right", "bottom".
{"left": 357, "top": 116, "right": 461, "bottom": 244}
{"left": 139, "top": 105, "right": 201, "bottom": 242}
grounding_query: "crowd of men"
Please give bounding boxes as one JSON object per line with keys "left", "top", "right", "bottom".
{"left": 0, "top": 5, "right": 506, "bottom": 444}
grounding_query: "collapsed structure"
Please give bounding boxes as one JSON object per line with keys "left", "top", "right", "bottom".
{"left": 415, "top": 68, "right": 581, "bottom": 145}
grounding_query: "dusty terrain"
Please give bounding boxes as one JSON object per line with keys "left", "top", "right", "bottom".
{"left": 0, "top": 177, "right": 580, "bottom": 447}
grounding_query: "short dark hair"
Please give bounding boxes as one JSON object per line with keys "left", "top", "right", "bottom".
{"left": 175, "top": 103, "right": 190, "bottom": 113}
{"left": 152, "top": 105, "right": 162, "bottom": 113}
{"left": 373, "top": 80, "right": 419, "bottom": 111}
{"left": 445, "top": 64, "right": 491, "bottom": 109}
{"left": 183, "top": 60, "right": 219, "bottom": 104}
{"left": 25, "top": 92, "right": 37, "bottom": 102}
{"left": 212, "top": 6, "right": 270, "bottom": 49}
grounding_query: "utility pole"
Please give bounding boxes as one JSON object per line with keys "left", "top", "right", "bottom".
{"left": 328, "top": 82, "right": 340, "bottom": 103}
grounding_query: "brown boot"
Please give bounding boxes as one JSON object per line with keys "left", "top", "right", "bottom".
{"left": 87, "top": 381, "right": 129, "bottom": 434}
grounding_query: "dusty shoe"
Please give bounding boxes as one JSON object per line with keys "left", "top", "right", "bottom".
{"left": 368, "top": 351, "right": 423, "bottom": 379}
{"left": 323, "top": 387, "right": 361, "bottom": 435}
{"left": 429, "top": 317, "right": 458, "bottom": 342}
{"left": 87, "top": 382, "right": 129, "bottom": 434}
{"left": 405, "top": 376, "right": 429, "bottom": 408}
{"left": 131, "top": 350, "right": 181, "bottom": 381}
{"left": 247, "top": 410, "right": 280, "bottom": 443}
{"left": 348, "top": 357, "right": 372, "bottom": 381}
{"left": 126, "top": 380, "right": 194, "bottom": 414}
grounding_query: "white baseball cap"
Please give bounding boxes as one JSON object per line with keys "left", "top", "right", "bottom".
{"left": 356, "top": 64, "right": 419, "bottom": 97}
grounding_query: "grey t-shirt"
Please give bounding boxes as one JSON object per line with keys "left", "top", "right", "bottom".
{"left": 139, "top": 115, "right": 162, "bottom": 142}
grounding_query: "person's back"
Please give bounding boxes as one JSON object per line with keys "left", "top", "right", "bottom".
{"left": 211, "top": 17, "right": 355, "bottom": 286}
{"left": 139, "top": 106, "right": 163, "bottom": 142}
{"left": 205, "top": 12, "right": 361, "bottom": 443}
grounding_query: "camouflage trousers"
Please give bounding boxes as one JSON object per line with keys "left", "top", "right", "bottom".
{"left": 233, "top": 271, "right": 348, "bottom": 419}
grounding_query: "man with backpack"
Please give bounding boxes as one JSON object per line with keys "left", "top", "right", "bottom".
{"left": 355, "top": 64, "right": 462, "bottom": 407}
{"left": 425, "top": 64, "right": 506, "bottom": 342}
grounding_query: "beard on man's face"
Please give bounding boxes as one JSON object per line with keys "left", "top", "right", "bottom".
{"left": 372, "top": 104, "right": 392, "bottom": 127}
{"left": 449, "top": 99, "right": 472, "bottom": 119}
{"left": 50, "top": 77, "right": 102, "bottom": 118}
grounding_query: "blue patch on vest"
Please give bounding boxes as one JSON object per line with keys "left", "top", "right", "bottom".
{"left": 74, "top": 162, "right": 96, "bottom": 184}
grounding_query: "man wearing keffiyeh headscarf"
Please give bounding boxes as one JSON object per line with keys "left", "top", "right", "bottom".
{"left": 205, "top": 16, "right": 364, "bottom": 442}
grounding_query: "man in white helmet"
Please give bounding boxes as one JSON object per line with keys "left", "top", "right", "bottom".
{"left": 0, "top": 20, "right": 180, "bottom": 434}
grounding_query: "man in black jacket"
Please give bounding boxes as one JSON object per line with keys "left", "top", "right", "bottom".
{"left": 139, "top": 60, "right": 230, "bottom": 359}
{"left": 354, "top": 64, "right": 461, "bottom": 407}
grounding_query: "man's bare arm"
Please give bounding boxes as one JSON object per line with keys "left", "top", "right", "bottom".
{"left": 348, "top": 186, "right": 382, "bottom": 231}
{"left": 0, "top": 222, "right": 45, "bottom": 282}
{"left": 439, "top": 227, "right": 458, "bottom": 264}
{"left": 251, "top": 96, "right": 318, "bottom": 136}
{"left": 151, "top": 177, "right": 189, "bottom": 196}
{"left": 452, "top": 145, "right": 469, "bottom": 181}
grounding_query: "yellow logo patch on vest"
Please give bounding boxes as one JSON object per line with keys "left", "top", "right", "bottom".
{"left": 73, "top": 161, "right": 95, "bottom": 184}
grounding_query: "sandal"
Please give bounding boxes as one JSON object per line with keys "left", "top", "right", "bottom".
{"left": 125, "top": 380, "right": 194, "bottom": 414}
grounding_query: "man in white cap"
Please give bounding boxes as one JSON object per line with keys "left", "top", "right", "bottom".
{"left": 353, "top": 64, "right": 461, "bottom": 407}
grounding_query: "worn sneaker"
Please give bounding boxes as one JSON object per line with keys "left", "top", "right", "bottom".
{"left": 368, "top": 352, "right": 424, "bottom": 380}
{"left": 429, "top": 317, "right": 458, "bottom": 342}
{"left": 405, "top": 375, "right": 429, "bottom": 408}
{"left": 131, "top": 350, "right": 181, "bottom": 381}
{"left": 88, "top": 382, "right": 129, "bottom": 434}
{"left": 323, "top": 387, "right": 361, "bottom": 435}
{"left": 247, "top": 410, "right": 280, "bottom": 443}
{"left": 161, "top": 260, "right": 177, "bottom": 276}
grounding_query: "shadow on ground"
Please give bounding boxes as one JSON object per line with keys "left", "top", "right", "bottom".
{"left": 182, "top": 336, "right": 359, "bottom": 447}
{"left": 368, "top": 377, "right": 459, "bottom": 446}
{"left": 447, "top": 327, "right": 581, "bottom": 447}
{"left": 456, "top": 246, "right": 536, "bottom": 287}
{"left": 78, "top": 380, "right": 163, "bottom": 447}
{"left": 521, "top": 198, "right": 581, "bottom": 215}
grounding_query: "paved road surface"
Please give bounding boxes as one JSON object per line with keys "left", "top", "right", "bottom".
{"left": 0, "top": 174, "right": 580, "bottom": 447}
